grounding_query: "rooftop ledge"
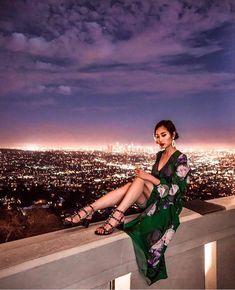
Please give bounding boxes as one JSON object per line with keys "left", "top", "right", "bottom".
{"left": 0, "top": 195, "right": 235, "bottom": 289}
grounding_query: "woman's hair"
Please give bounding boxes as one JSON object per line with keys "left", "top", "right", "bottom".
{"left": 154, "top": 120, "right": 179, "bottom": 140}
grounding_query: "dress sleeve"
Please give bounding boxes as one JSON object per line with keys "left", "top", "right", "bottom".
{"left": 156, "top": 153, "right": 190, "bottom": 199}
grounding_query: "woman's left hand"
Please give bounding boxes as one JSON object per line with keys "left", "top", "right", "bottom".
{"left": 135, "top": 169, "right": 151, "bottom": 180}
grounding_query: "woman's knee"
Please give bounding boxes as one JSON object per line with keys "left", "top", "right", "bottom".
{"left": 133, "top": 177, "right": 145, "bottom": 184}
{"left": 125, "top": 181, "right": 132, "bottom": 188}
{"left": 121, "top": 182, "right": 131, "bottom": 192}
{"left": 136, "top": 193, "right": 148, "bottom": 209}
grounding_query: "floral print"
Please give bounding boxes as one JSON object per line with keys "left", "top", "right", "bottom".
{"left": 148, "top": 240, "right": 164, "bottom": 267}
{"left": 163, "top": 226, "right": 175, "bottom": 245}
{"left": 146, "top": 203, "right": 157, "bottom": 216}
{"left": 157, "top": 184, "right": 169, "bottom": 198}
{"left": 176, "top": 164, "right": 190, "bottom": 178}
{"left": 177, "top": 153, "right": 187, "bottom": 164}
{"left": 148, "top": 226, "right": 175, "bottom": 268}
{"left": 123, "top": 150, "right": 190, "bottom": 285}
{"left": 169, "top": 184, "right": 179, "bottom": 196}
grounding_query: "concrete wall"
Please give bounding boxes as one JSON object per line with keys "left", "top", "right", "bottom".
{"left": 0, "top": 195, "right": 234, "bottom": 289}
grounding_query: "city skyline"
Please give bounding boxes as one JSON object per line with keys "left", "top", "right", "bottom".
{"left": 2, "top": 139, "right": 235, "bottom": 151}
{"left": 1, "top": 1, "right": 235, "bottom": 149}
{"left": 1, "top": 147, "right": 234, "bottom": 203}
{"left": 1, "top": 147, "right": 234, "bottom": 243}
{"left": 1, "top": 142, "right": 235, "bottom": 153}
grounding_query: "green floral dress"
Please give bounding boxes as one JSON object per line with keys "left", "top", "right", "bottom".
{"left": 123, "top": 150, "right": 190, "bottom": 285}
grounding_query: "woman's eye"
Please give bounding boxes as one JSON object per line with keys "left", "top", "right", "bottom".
{"left": 162, "top": 134, "right": 166, "bottom": 137}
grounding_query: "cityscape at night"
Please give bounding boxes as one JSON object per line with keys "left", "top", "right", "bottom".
{"left": 0, "top": 146, "right": 234, "bottom": 243}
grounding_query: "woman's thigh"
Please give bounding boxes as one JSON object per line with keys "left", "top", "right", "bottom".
{"left": 136, "top": 181, "right": 154, "bottom": 208}
{"left": 143, "top": 180, "right": 154, "bottom": 199}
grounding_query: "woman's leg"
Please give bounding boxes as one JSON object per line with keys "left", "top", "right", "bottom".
{"left": 91, "top": 182, "right": 131, "bottom": 210}
{"left": 95, "top": 178, "right": 154, "bottom": 233}
{"left": 65, "top": 181, "right": 132, "bottom": 222}
{"left": 135, "top": 181, "right": 154, "bottom": 208}
{"left": 92, "top": 179, "right": 153, "bottom": 213}
{"left": 118, "top": 178, "right": 153, "bottom": 212}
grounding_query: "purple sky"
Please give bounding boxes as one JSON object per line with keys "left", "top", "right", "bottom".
{"left": 0, "top": 0, "right": 235, "bottom": 149}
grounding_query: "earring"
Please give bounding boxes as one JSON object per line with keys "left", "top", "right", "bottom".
{"left": 172, "top": 139, "right": 176, "bottom": 148}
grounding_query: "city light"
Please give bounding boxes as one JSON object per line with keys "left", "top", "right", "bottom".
{"left": 21, "top": 144, "right": 41, "bottom": 151}
{"left": 2, "top": 142, "right": 235, "bottom": 153}
{"left": 0, "top": 147, "right": 234, "bottom": 243}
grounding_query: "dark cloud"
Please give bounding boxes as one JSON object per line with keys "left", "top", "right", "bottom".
{"left": 0, "top": 0, "right": 235, "bottom": 147}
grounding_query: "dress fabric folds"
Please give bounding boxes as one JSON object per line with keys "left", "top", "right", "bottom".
{"left": 123, "top": 150, "right": 190, "bottom": 285}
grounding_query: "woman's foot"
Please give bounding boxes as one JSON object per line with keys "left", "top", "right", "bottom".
{"left": 95, "top": 208, "right": 125, "bottom": 235}
{"left": 63, "top": 204, "right": 95, "bottom": 227}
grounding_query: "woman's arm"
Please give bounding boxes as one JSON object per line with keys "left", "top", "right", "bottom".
{"left": 135, "top": 153, "right": 190, "bottom": 199}
{"left": 135, "top": 169, "right": 160, "bottom": 186}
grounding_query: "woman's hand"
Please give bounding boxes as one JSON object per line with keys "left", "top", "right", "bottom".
{"left": 134, "top": 168, "right": 151, "bottom": 180}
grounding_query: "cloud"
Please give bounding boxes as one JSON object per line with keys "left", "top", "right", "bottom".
{"left": 0, "top": 0, "right": 235, "bottom": 99}
{"left": 0, "top": 32, "right": 58, "bottom": 59}
{"left": 58, "top": 85, "right": 72, "bottom": 95}
{"left": 72, "top": 104, "right": 128, "bottom": 113}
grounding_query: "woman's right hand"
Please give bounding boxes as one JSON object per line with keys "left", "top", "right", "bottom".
{"left": 134, "top": 166, "right": 141, "bottom": 176}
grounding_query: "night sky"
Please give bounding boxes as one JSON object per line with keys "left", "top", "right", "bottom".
{"left": 0, "top": 0, "right": 235, "bottom": 149}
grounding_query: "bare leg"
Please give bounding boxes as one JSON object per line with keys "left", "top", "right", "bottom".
{"left": 65, "top": 182, "right": 132, "bottom": 223}
{"left": 118, "top": 178, "right": 153, "bottom": 212}
{"left": 92, "top": 179, "right": 153, "bottom": 213}
{"left": 95, "top": 178, "right": 154, "bottom": 234}
{"left": 136, "top": 181, "right": 154, "bottom": 206}
{"left": 92, "top": 182, "right": 132, "bottom": 210}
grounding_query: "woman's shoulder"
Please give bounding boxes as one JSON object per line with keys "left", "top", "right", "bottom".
{"left": 176, "top": 150, "right": 188, "bottom": 164}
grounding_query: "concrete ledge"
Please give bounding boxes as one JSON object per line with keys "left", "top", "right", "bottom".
{"left": 183, "top": 199, "right": 226, "bottom": 215}
{"left": 0, "top": 196, "right": 235, "bottom": 289}
{"left": 0, "top": 207, "right": 198, "bottom": 273}
{"left": 206, "top": 195, "right": 235, "bottom": 210}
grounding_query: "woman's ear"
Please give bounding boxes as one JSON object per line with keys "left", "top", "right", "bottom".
{"left": 172, "top": 132, "right": 176, "bottom": 139}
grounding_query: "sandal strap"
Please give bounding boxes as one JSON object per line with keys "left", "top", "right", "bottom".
{"left": 107, "top": 214, "right": 122, "bottom": 223}
{"left": 110, "top": 208, "right": 124, "bottom": 221}
{"left": 84, "top": 204, "right": 95, "bottom": 215}
{"left": 105, "top": 221, "right": 115, "bottom": 230}
{"left": 75, "top": 204, "right": 95, "bottom": 218}
{"left": 65, "top": 203, "right": 95, "bottom": 224}
{"left": 114, "top": 208, "right": 125, "bottom": 215}
{"left": 104, "top": 209, "right": 124, "bottom": 227}
{"left": 70, "top": 212, "right": 82, "bottom": 222}
{"left": 95, "top": 208, "right": 125, "bottom": 234}
{"left": 88, "top": 204, "right": 95, "bottom": 212}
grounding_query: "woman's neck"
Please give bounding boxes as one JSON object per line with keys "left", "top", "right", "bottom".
{"left": 163, "top": 145, "right": 176, "bottom": 156}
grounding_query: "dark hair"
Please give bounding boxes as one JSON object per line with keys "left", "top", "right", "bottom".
{"left": 154, "top": 120, "right": 179, "bottom": 140}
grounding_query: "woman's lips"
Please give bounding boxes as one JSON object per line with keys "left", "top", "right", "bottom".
{"left": 160, "top": 143, "right": 165, "bottom": 146}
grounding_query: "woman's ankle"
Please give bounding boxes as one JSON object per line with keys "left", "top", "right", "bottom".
{"left": 88, "top": 203, "right": 97, "bottom": 212}
{"left": 115, "top": 207, "right": 126, "bottom": 215}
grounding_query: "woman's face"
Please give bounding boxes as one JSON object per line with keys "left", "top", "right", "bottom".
{"left": 154, "top": 126, "right": 175, "bottom": 149}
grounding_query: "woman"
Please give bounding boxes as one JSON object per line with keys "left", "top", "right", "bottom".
{"left": 64, "top": 120, "right": 190, "bottom": 285}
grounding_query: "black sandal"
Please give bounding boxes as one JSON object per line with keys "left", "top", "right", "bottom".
{"left": 63, "top": 204, "right": 95, "bottom": 228}
{"left": 94, "top": 208, "right": 125, "bottom": 235}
